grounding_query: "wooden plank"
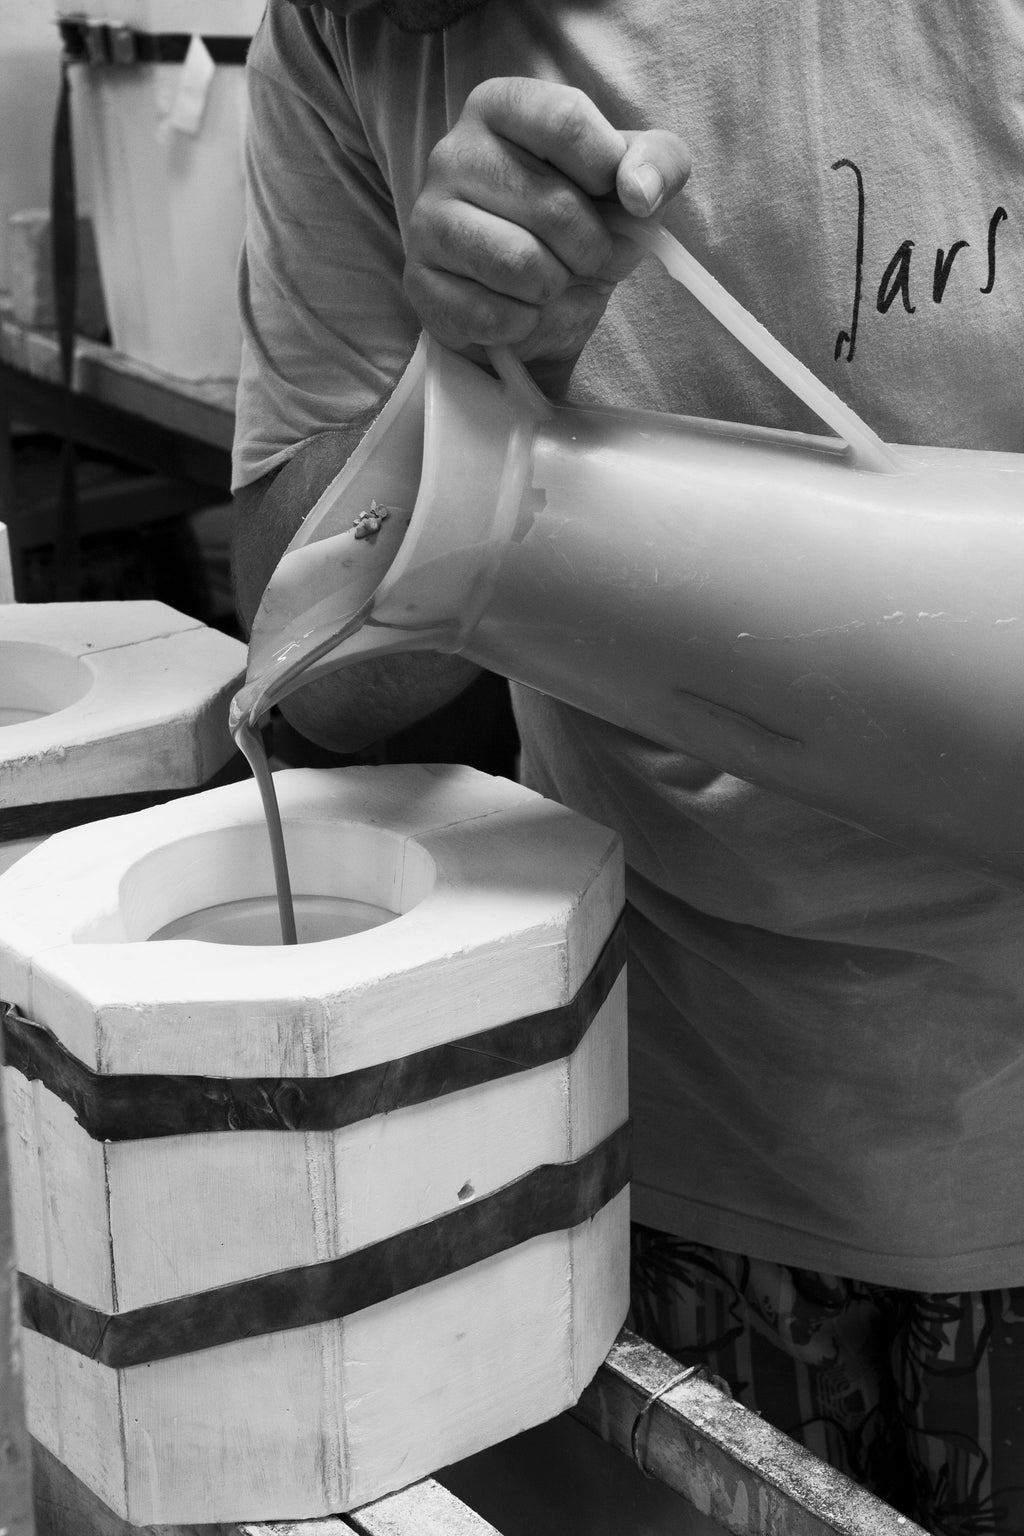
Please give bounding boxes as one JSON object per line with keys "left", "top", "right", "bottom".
{"left": 342, "top": 1479, "right": 503, "bottom": 1535}
{"left": 0, "top": 359, "right": 232, "bottom": 493}
{"left": 4, "top": 471, "right": 216, "bottom": 550}
{"left": 571, "top": 1330, "right": 924, "bottom": 1536}
{"left": 243, "top": 1523, "right": 355, "bottom": 1536}
{"left": 243, "top": 1524, "right": 353, "bottom": 1536}
{"left": 0, "top": 303, "right": 235, "bottom": 450}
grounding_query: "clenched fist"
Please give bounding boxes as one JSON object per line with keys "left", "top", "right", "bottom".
{"left": 404, "top": 77, "right": 691, "bottom": 381}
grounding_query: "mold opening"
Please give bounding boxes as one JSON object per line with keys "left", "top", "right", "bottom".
{"left": 149, "top": 895, "right": 393, "bottom": 946}
{"left": 0, "top": 642, "right": 92, "bottom": 726}
{"left": 95, "top": 820, "right": 436, "bottom": 947}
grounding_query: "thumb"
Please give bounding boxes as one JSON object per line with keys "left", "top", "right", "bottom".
{"left": 616, "top": 128, "right": 692, "bottom": 218}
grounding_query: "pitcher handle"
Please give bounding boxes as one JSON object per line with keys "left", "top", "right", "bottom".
{"left": 485, "top": 344, "right": 554, "bottom": 420}
{"left": 601, "top": 207, "right": 902, "bottom": 473}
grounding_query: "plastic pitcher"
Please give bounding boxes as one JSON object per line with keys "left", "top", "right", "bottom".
{"left": 235, "top": 212, "right": 1024, "bottom": 883}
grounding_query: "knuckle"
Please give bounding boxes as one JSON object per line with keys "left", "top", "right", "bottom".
{"left": 536, "top": 185, "right": 610, "bottom": 273}
{"left": 435, "top": 203, "right": 477, "bottom": 263}
{"left": 420, "top": 205, "right": 560, "bottom": 305}
{"left": 468, "top": 75, "right": 530, "bottom": 119}
{"left": 540, "top": 178, "right": 595, "bottom": 233}
{"left": 464, "top": 77, "right": 500, "bottom": 115}
{"left": 432, "top": 208, "right": 493, "bottom": 277}
{"left": 405, "top": 199, "right": 453, "bottom": 270}
{"left": 402, "top": 264, "right": 537, "bottom": 350}
{"left": 459, "top": 281, "right": 537, "bottom": 344}
{"left": 457, "top": 294, "right": 536, "bottom": 348}
{"left": 477, "top": 303, "right": 538, "bottom": 346}
{"left": 544, "top": 87, "right": 592, "bottom": 153}
{"left": 535, "top": 180, "right": 580, "bottom": 230}
{"left": 405, "top": 197, "right": 434, "bottom": 249}
{"left": 500, "top": 239, "right": 561, "bottom": 302}
{"left": 424, "top": 132, "right": 464, "bottom": 186}
{"left": 402, "top": 257, "right": 433, "bottom": 314}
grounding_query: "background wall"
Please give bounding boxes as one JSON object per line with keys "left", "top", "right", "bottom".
{"left": 0, "top": 2, "right": 67, "bottom": 291}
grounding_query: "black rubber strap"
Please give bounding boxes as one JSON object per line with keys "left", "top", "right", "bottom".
{"left": 50, "top": 56, "right": 80, "bottom": 599}
{"left": 0, "top": 749, "right": 247, "bottom": 844}
{"left": 59, "top": 22, "right": 251, "bottom": 68}
{"left": 19, "top": 1121, "right": 631, "bottom": 1367}
{"left": 2, "top": 915, "right": 625, "bottom": 1140}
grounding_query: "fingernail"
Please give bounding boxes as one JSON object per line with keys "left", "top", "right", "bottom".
{"left": 630, "top": 163, "right": 664, "bottom": 214}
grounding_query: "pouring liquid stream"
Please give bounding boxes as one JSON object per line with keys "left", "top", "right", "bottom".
{"left": 229, "top": 502, "right": 414, "bottom": 947}
{"left": 232, "top": 716, "right": 298, "bottom": 946}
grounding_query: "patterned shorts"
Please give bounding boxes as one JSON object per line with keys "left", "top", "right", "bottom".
{"left": 630, "top": 1226, "right": 1024, "bottom": 1534}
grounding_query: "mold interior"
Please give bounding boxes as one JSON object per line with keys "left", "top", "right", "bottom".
{"left": 0, "top": 642, "right": 91, "bottom": 726}
{"left": 88, "top": 820, "right": 436, "bottom": 947}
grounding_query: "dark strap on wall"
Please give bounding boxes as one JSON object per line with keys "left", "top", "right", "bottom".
{"left": 59, "top": 22, "right": 251, "bottom": 68}
{"left": 2, "top": 914, "right": 625, "bottom": 1140}
{"left": 50, "top": 58, "right": 80, "bottom": 599}
{"left": 0, "top": 749, "right": 247, "bottom": 844}
{"left": 19, "top": 1120, "right": 631, "bottom": 1367}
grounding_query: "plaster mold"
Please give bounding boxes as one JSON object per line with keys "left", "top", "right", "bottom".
{"left": 0, "top": 600, "right": 245, "bottom": 873}
{"left": 0, "top": 764, "right": 628, "bottom": 1524}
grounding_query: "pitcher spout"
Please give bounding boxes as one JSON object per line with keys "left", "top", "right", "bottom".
{"left": 232, "top": 511, "right": 412, "bottom": 730}
{"left": 239, "top": 335, "right": 538, "bottom": 727}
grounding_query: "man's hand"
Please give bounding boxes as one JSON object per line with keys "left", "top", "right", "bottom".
{"left": 404, "top": 77, "right": 691, "bottom": 379}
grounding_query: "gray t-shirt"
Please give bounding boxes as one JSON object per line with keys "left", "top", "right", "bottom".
{"left": 235, "top": 0, "right": 1024, "bottom": 1289}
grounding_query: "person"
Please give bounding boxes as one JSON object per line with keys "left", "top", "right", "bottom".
{"left": 230, "top": 1, "right": 1024, "bottom": 1526}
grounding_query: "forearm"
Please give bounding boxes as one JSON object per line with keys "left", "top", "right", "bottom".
{"left": 231, "top": 428, "right": 480, "bottom": 752}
